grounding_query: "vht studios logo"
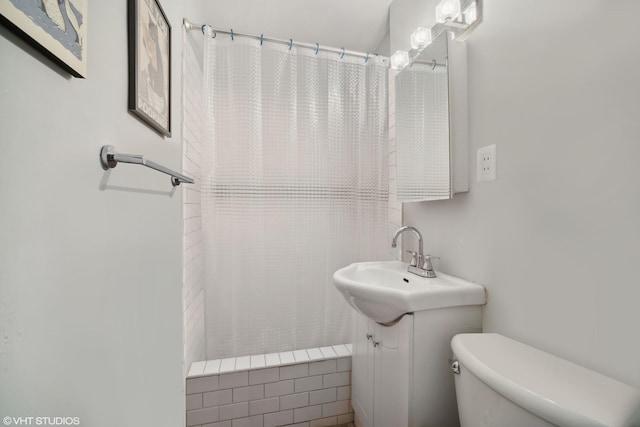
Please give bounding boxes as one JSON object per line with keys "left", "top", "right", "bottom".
{"left": 3, "top": 417, "right": 80, "bottom": 426}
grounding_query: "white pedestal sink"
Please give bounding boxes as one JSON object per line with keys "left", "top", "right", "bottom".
{"left": 333, "top": 260, "right": 485, "bottom": 325}
{"left": 333, "top": 260, "right": 486, "bottom": 427}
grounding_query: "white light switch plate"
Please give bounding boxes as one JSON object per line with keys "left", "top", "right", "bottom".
{"left": 477, "top": 144, "right": 497, "bottom": 181}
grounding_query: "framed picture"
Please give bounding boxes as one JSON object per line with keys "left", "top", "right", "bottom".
{"left": 128, "top": 0, "right": 171, "bottom": 137}
{"left": 0, "top": 0, "right": 88, "bottom": 78}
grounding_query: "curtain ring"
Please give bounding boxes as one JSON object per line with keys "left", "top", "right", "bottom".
{"left": 202, "top": 25, "right": 216, "bottom": 38}
{"left": 340, "top": 47, "right": 345, "bottom": 59}
{"left": 364, "top": 52, "right": 369, "bottom": 63}
{"left": 230, "top": 29, "right": 234, "bottom": 41}
{"left": 315, "top": 43, "right": 319, "bottom": 55}
{"left": 289, "top": 38, "right": 293, "bottom": 50}
{"left": 260, "top": 34, "right": 263, "bottom": 45}
{"left": 431, "top": 59, "right": 437, "bottom": 70}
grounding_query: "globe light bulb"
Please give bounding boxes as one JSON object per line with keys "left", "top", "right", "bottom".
{"left": 410, "top": 27, "right": 432, "bottom": 50}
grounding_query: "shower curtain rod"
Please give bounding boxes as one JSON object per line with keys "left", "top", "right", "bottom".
{"left": 183, "top": 19, "right": 388, "bottom": 62}
{"left": 412, "top": 59, "right": 447, "bottom": 69}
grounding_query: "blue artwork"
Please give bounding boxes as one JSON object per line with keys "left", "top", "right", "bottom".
{"left": 8, "top": 0, "right": 83, "bottom": 59}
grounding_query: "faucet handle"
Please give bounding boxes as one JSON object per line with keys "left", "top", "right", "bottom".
{"left": 405, "top": 250, "right": 418, "bottom": 267}
{"left": 422, "top": 255, "right": 439, "bottom": 277}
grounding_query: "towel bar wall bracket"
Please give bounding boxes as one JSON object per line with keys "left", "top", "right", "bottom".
{"left": 99, "top": 145, "right": 194, "bottom": 187}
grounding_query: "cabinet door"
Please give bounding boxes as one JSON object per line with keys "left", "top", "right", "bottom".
{"left": 373, "top": 314, "right": 413, "bottom": 427}
{"left": 352, "top": 311, "right": 375, "bottom": 427}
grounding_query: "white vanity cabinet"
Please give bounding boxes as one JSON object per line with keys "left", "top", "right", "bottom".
{"left": 351, "top": 306, "right": 482, "bottom": 427}
{"left": 352, "top": 311, "right": 412, "bottom": 427}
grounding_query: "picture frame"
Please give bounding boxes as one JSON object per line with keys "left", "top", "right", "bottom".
{"left": 0, "top": 0, "right": 88, "bottom": 78}
{"left": 128, "top": 0, "right": 171, "bottom": 137}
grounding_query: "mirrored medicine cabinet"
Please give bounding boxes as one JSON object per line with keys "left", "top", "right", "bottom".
{"left": 395, "top": 30, "right": 468, "bottom": 202}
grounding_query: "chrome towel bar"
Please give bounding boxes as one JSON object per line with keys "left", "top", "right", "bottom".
{"left": 100, "top": 145, "right": 194, "bottom": 187}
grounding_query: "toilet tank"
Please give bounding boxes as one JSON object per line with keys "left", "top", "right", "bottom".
{"left": 451, "top": 333, "right": 640, "bottom": 427}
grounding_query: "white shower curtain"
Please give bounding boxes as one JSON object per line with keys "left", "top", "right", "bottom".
{"left": 202, "top": 35, "right": 388, "bottom": 359}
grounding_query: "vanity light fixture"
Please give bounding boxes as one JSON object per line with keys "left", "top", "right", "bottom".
{"left": 435, "top": 0, "right": 461, "bottom": 23}
{"left": 390, "top": 50, "right": 411, "bottom": 70}
{"left": 393, "top": 0, "right": 481, "bottom": 70}
{"left": 410, "top": 27, "right": 432, "bottom": 50}
{"left": 463, "top": 2, "right": 478, "bottom": 25}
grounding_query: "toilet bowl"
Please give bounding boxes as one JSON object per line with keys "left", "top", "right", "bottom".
{"left": 451, "top": 333, "right": 640, "bottom": 427}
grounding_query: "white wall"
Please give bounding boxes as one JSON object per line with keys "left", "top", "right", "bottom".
{"left": 0, "top": 2, "right": 194, "bottom": 425}
{"left": 374, "top": 31, "right": 390, "bottom": 57}
{"left": 401, "top": 0, "right": 640, "bottom": 387}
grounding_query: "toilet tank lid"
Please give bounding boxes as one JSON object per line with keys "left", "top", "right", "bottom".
{"left": 451, "top": 333, "right": 640, "bottom": 427}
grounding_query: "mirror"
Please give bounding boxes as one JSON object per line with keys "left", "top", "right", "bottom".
{"left": 395, "top": 31, "right": 468, "bottom": 202}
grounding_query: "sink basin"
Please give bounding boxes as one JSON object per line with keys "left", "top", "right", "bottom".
{"left": 333, "top": 261, "right": 486, "bottom": 324}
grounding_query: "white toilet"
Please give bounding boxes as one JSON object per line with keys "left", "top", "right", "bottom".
{"left": 451, "top": 333, "right": 640, "bottom": 427}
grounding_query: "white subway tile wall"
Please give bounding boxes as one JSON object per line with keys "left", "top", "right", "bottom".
{"left": 294, "top": 376, "right": 323, "bottom": 394}
{"left": 250, "top": 397, "right": 280, "bottom": 416}
{"left": 388, "top": 69, "right": 403, "bottom": 261}
{"left": 187, "top": 375, "right": 219, "bottom": 394}
{"left": 182, "top": 32, "right": 206, "bottom": 376}
{"left": 186, "top": 345, "right": 353, "bottom": 427}
{"left": 265, "top": 380, "right": 294, "bottom": 398}
{"left": 205, "top": 359, "right": 222, "bottom": 375}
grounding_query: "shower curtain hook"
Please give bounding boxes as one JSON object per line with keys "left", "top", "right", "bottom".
{"left": 202, "top": 25, "right": 216, "bottom": 38}
{"left": 230, "top": 29, "right": 234, "bottom": 41}
{"left": 364, "top": 52, "right": 369, "bottom": 63}
{"left": 260, "top": 34, "right": 264, "bottom": 45}
{"left": 340, "top": 47, "right": 345, "bottom": 59}
{"left": 315, "top": 43, "right": 319, "bottom": 55}
{"left": 431, "top": 59, "right": 437, "bottom": 70}
{"left": 289, "top": 38, "right": 293, "bottom": 50}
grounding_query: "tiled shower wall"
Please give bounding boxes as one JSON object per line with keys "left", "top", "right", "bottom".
{"left": 388, "top": 69, "right": 402, "bottom": 260}
{"left": 182, "top": 32, "right": 206, "bottom": 376}
{"left": 186, "top": 345, "right": 354, "bottom": 427}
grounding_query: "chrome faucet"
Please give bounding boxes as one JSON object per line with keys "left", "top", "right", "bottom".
{"left": 391, "top": 226, "right": 437, "bottom": 278}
